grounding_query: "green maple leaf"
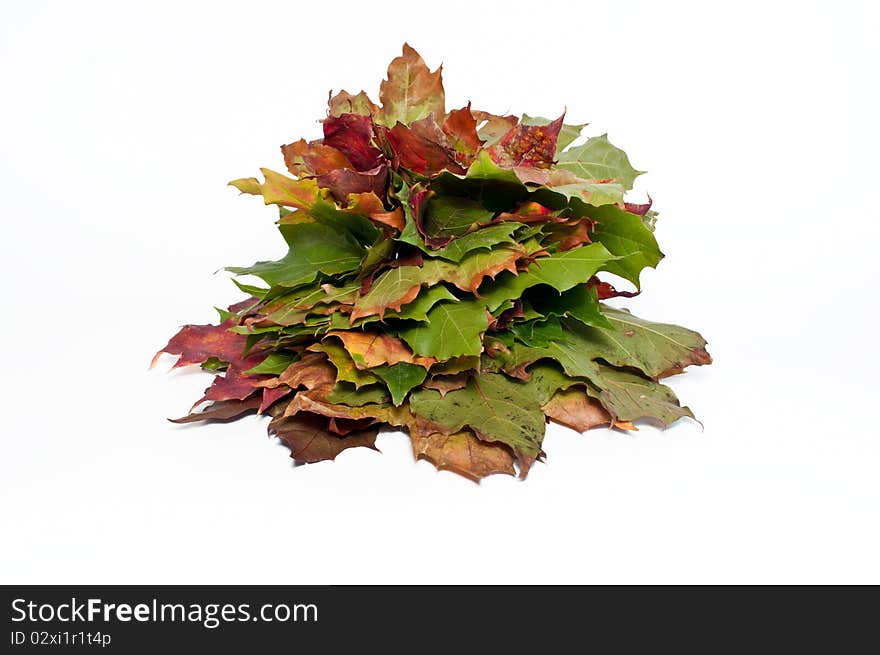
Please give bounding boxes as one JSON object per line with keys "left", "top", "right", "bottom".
{"left": 592, "top": 307, "right": 712, "bottom": 378}
{"left": 424, "top": 223, "right": 520, "bottom": 262}
{"left": 587, "top": 365, "right": 694, "bottom": 426}
{"left": 243, "top": 352, "right": 298, "bottom": 375}
{"left": 398, "top": 298, "right": 490, "bottom": 359}
{"left": 408, "top": 373, "right": 549, "bottom": 462}
{"left": 556, "top": 134, "right": 644, "bottom": 190}
{"left": 479, "top": 243, "right": 618, "bottom": 312}
{"left": 227, "top": 222, "right": 364, "bottom": 288}
{"left": 326, "top": 382, "right": 391, "bottom": 406}
{"left": 528, "top": 284, "right": 613, "bottom": 330}
{"left": 372, "top": 362, "right": 429, "bottom": 405}
{"left": 586, "top": 204, "right": 663, "bottom": 287}
{"left": 421, "top": 196, "right": 495, "bottom": 241}
{"left": 432, "top": 151, "right": 529, "bottom": 212}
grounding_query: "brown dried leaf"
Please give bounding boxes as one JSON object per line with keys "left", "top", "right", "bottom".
{"left": 258, "top": 352, "right": 337, "bottom": 390}
{"left": 410, "top": 430, "right": 516, "bottom": 481}
{"left": 542, "top": 387, "right": 637, "bottom": 432}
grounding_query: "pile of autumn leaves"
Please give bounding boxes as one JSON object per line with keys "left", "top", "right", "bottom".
{"left": 154, "top": 45, "right": 711, "bottom": 481}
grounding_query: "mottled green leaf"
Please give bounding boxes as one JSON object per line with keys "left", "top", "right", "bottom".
{"left": 587, "top": 365, "right": 694, "bottom": 426}
{"left": 592, "top": 307, "right": 712, "bottom": 378}
{"left": 421, "top": 195, "right": 495, "bottom": 242}
{"left": 409, "top": 373, "right": 548, "bottom": 460}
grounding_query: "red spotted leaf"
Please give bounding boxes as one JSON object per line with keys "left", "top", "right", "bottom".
{"left": 487, "top": 113, "right": 565, "bottom": 169}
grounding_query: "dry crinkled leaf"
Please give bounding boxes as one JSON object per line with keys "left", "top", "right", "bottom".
{"left": 542, "top": 387, "right": 636, "bottom": 432}
{"left": 258, "top": 352, "right": 337, "bottom": 391}
{"left": 170, "top": 396, "right": 263, "bottom": 424}
{"left": 269, "top": 412, "right": 379, "bottom": 464}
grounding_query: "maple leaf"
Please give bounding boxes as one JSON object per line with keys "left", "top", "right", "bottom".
{"left": 227, "top": 222, "right": 365, "bottom": 288}
{"left": 281, "top": 139, "right": 353, "bottom": 177}
{"left": 316, "top": 164, "right": 388, "bottom": 202}
{"left": 269, "top": 411, "right": 379, "bottom": 464}
{"left": 542, "top": 387, "right": 635, "bottom": 432}
{"left": 258, "top": 352, "right": 337, "bottom": 391}
{"left": 328, "top": 89, "right": 378, "bottom": 117}
{"left": 472, "top": 110, "right": 518, "bottom": 147}
{"left": 556, "top": 134, "right": 644, "bottom": 190}
{"left": 377, "top": 43, "right": 445, "bottom": 127}
{"left": 322, "top": 113, "right": 384, "bottom": 171}
{"left": 487, "top": 113, "right": 565, "bottom": 170}
{"left": 170, "top": 396, "right": 263, "bottom": 424}
{"left": 349, "top": 245, "right": 523, "bottom": 321}
{"left": 479, "top": 243, "right": 618, "bottom": 312}
{"left": 324, "top": 331, "right": 435, "bottom": 369}
{"left": 153, "top": 319, "right": 250, "bottom": 369}
{"left": 372, "top": 362, "right": 428, "bottom": 406}
{"left": 398, "top": 299, "right": 491, "bottom": 359}
{"left": 410, "top": 430, "right": 516, "bottom": 481}
{"left": 379, "top": 117, "right": 463, "bottom": 176}
{"left": 422, "top": 372, "right": 471, "bottom": 397}
{"left": 588, "top": 365, "right": 695, "bottom": 427}
{"left": 442, "top": 103, "right": 482, "bottom": 161}
{"left": 229, "top": 168, "right": 321, "bottom": 210}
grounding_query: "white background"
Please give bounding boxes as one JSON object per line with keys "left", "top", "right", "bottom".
{"left": 2, "top": 0, "right": 878, "bottom": 584}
